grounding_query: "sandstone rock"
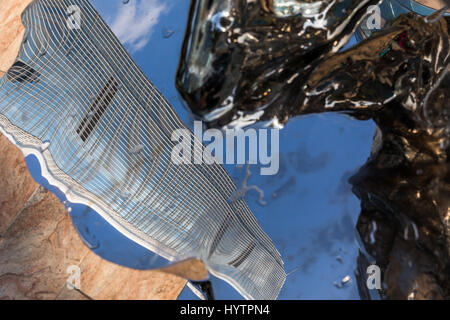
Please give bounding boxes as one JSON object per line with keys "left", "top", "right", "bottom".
{"left": 0, "top": 134, "right": 39, "bottom": 234}
{"left": 0, "top": 0, "right": 32, "bottom": 77}
{"left": 0, "top": 189, "right": 186, "bottom": 300}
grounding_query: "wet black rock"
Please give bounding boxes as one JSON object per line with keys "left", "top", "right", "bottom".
{"left": 177, "top": 0, "right": 381, "bottom": 127}
{"left": 177, "top": 0, "right": 450, "bottom": 299}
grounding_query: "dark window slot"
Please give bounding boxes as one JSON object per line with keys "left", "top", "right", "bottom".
{"left": 208, "top": 217, "right": 232, "bottom": 258}
{"left": 229, "top": 242, "right": 256, "bottom": 268}
{"left": 7, "top": 60, "right": 40, "bottom": 83}
{"left": 76, "top": 77, "right": 118, "bottom": 141}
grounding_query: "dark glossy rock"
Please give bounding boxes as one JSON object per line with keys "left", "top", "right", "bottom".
{"left": 177, "top": 0, "right": 381, "bottom": 127}
{"left": 177, "top": 0, "right": 450, "bottom": 299}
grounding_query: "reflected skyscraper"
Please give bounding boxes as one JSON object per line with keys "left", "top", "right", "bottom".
{"left": 0, "top": 0, "right": 285, "bottom": 300}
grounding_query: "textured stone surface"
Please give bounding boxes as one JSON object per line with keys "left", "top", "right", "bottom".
{"left": 159, "top": 258, "right": 209, "bottom": 282}
{"left": 0, "top": 187, "right": 186, "bottom": 300}
{"left": 0, "top": 191, "right": 87, "bottom": 300}
{"left": 0, "top": 0, "right": 187, "bottom": 300}
{"left": 78, "top": 253, "right": 187, "bottom": 300}
{"left": 0, "top": 134, "right": 39, "bottom": 234}
{"left": 415, "top": 0, "right": 449, "bottom": 9}
{"left": 0, "top": 0, "right": 32, "bottom": 77}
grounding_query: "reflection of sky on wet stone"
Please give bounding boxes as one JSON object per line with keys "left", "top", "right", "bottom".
{"left": 26, "top": 0, "right": 376, "bottom": 299}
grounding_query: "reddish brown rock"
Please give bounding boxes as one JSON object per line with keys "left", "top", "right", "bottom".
{"left": 0, "top": 190, "right": 186, "bottom": 300}
{"left": 78, "top": 253, "right": 187, "bottom": 300}
{"left": 0, "top": 192, "right": 85, "bottom": 299}
{"left": 0, "top": 134, "right": 39, "bottom": 234}
{"left": 0, "top": 0, "right": 32, "bottom": 77}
